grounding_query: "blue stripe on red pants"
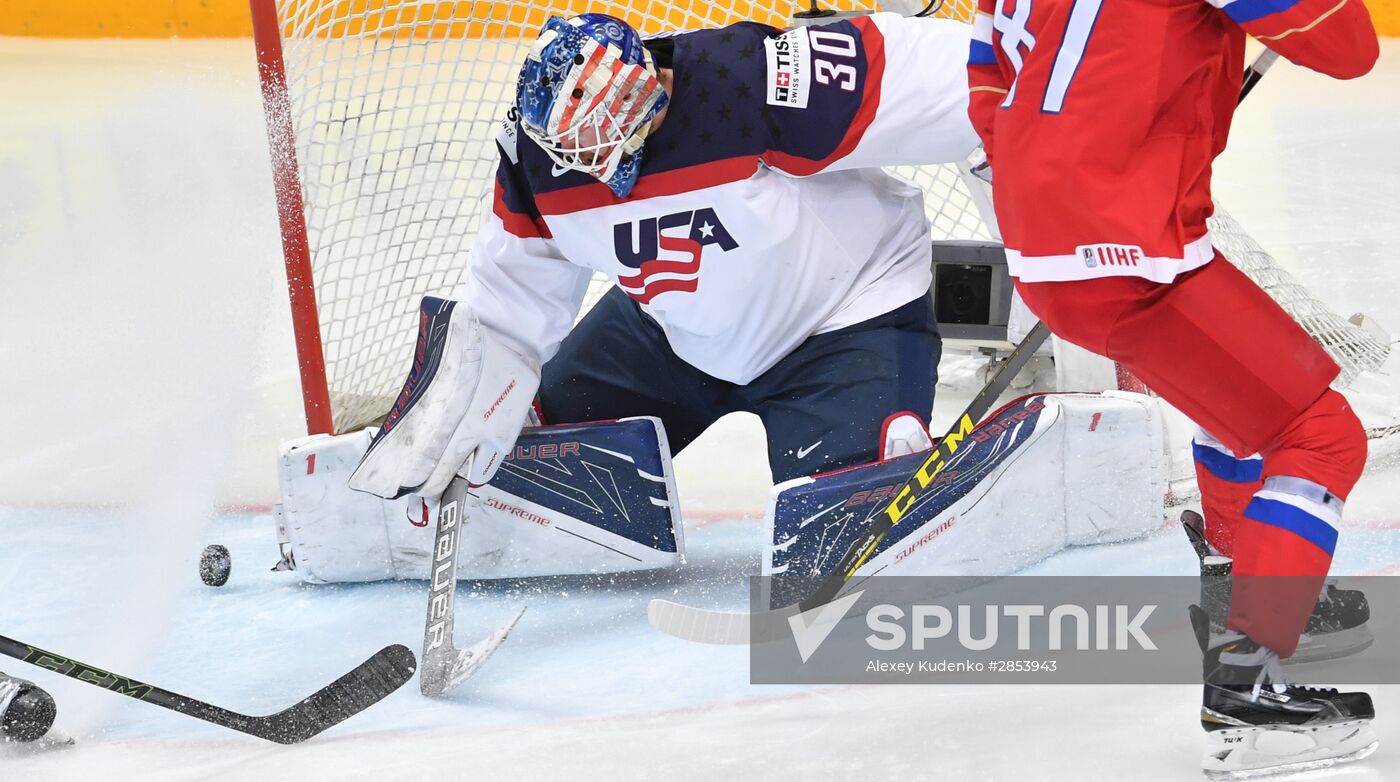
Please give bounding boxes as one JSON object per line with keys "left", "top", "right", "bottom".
{"left": 1192, "top": 430, "right": 1263, "bottom": 559}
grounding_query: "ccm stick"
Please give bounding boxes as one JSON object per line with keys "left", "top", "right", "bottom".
{"left": 420, "top": 476, "right": 526, "bottom": 696}
{"left": 0, "top": 635, "right": 415, "bottom": 744}
{"left": 649, "top": 320, "right": 1053, "bottom": 643}
{"left": 648, "top": 49, "right": 1282, "bottom": 644}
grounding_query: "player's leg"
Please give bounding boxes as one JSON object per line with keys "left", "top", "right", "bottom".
{"left": 1189, "top": 428, "right": 1261, "bottom": 559}
{"left": 537, "top": 287, "right": 726, "bottom": 452}
{"left": 1019, "top": 256, "right": 1375, "bottom": 772}
{"left": 1016, "top": 256, "right": 1366, "bottom": 655}
{"left": 1100, "top": 259, "right": 1364, "bottom": 657}
{"left": 741, "top": 294, "right": 940, "bottom": 484}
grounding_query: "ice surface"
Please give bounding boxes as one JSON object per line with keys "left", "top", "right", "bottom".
{"left": 1, "top": 37, "right": 1399, "bottom": 781}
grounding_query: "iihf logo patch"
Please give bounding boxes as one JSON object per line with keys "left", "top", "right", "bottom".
{"left": 612, "top": 208, "right": 737, "bottom": 303}
{"left": 1078, "top": 243, "right": 1145, "bottom": 270}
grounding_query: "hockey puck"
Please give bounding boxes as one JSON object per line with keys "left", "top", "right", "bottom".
{"left": 200, "top": 544, "right": 232, "bottom": 587}
{"left": 1, "top": 681, "right": 56, "bottom": 744}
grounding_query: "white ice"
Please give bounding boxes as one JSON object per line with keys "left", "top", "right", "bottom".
{"left": 1, "top": 36, "right": 1399, "bottom": 782}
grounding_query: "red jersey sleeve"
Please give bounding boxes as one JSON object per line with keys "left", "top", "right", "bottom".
{"left": 1211, "top": 0, "right": 1378, "bottom": 79}
{"left": 966, "top": 0, "right": 1009, "bottom": 163}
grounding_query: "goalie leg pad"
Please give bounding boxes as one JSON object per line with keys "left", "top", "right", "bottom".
{"left": 762, "top": 393, "right": 1168, "bottom": 597}
{"left": 277, "top": 417, "right": 682, "bottom": 583}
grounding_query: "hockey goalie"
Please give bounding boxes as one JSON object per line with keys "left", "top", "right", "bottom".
{"left": 272, "top": 11, "right": 1171, "bottom": 585}
{"left": 274, "top": 10, "right": 974, "bottom": 583}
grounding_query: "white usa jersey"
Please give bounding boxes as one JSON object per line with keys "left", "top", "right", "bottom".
{"left": 465, "top": 13, "right": 977, "bottom": 384}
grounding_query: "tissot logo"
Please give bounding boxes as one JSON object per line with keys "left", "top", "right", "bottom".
{"left": 765, "top": 29, "right": 811, "bottom": 108}
{"left": 612, "top": 208, "right": 737, "bottom": 304}
{"left": 771, "top": 38, "right": 794, "bottom": 101}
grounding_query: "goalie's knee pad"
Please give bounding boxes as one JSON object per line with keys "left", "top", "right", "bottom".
{"left": 275, "top": 417, "right": 683, "bottom": 583}
{"left": 881, "top": 411, "right": 934, "bottom": 461}
{"left": 762, "top": 393, "right": 1171, "bottom": 602}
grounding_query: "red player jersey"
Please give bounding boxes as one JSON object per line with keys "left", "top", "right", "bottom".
{"left": 967, "top": 0, "right": 1377, "bottom": 283}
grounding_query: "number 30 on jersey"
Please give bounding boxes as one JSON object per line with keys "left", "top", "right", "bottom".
{"left": 764, "top": 27, "right": 861, "bottom": 108}
{"left": 810, "top": 30, "right": 859, "bottom": 92}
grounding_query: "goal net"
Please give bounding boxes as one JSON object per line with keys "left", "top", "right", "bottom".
{"left": 250, "top": 0, "right": 1392, "bottom": 437}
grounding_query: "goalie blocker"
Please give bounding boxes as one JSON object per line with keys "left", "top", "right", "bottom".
{"left": 274, "top": 417, "right": 683, "bottom": 582}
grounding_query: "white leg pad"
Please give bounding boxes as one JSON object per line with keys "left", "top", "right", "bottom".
{"left": 276, "top": 418, "right": 683, "bottom": 583}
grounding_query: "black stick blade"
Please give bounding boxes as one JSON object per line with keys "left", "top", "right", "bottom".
{"left": 248, "top": 644, "right": 417, "bottom": 745}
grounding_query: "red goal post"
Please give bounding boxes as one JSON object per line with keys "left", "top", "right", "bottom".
{"left": 252, "top": 0, "right": 334, "bottom": 434}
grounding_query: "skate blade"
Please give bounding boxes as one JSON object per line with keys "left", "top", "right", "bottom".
{"left": 1287, "top": 625, "right": 1374, "bottom": 666}
{"left": 1202, "top": 720, "right": 1378, "bottom": 780}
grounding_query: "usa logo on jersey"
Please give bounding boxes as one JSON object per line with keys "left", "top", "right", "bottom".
{"left": 612, "top": 208, "right": 738, "bottom": 304}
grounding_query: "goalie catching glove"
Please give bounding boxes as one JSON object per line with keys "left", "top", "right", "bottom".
{"left": 349, "top": 296, "right": 540, "bottom": 499}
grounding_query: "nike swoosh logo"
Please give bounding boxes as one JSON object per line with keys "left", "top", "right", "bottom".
{"left": 796, "top": 441, "right": 823, "bottom": 459}
{"left": 551, "top": 164, "right": 570, "bottom": 177}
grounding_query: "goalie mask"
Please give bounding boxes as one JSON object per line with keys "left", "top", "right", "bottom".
{"left": 516, "top": 14, "right": 668, "bottom": 198}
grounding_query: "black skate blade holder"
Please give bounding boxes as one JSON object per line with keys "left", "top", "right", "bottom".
{"left": 1182, "top": 510, "right": 1234, "bottom": 639}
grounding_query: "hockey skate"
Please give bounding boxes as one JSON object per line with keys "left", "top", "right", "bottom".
{"left": 0, "top": 671, "right": 72, "bottom": 751}
{"left": 1181, "top": 510, "right": 1372, "bottom": 663}
{"left": 1190, "top": 605, "right": 1378, "bottom": 779}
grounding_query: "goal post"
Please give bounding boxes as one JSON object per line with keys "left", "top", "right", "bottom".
{"left": 251, "top": 0, "right": 335, "bottom": 436}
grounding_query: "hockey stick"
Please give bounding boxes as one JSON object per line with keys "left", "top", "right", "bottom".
{"left": 420, "top": 476, "right": 526, "bottom": 696}
{"left": 0, "top": 635, "right": 415, "bottom": 744}
{"left": 1240, "top": 49, "right": 1280, "bottom": 101}
{"left": 648, "top": 49, "right": 1283, "bottom": 645}
{"left": 648, "top": 321, "right": 1052, "bottom": 643}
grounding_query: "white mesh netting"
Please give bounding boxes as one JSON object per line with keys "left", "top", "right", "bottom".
{"left": 261, "top": 0, "right": 1389, "bottom": 435}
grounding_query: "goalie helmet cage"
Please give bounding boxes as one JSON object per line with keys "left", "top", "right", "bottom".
{"left": 249, "top": 0, "right": 1391, "bottom": 438}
